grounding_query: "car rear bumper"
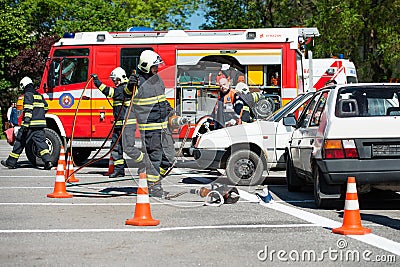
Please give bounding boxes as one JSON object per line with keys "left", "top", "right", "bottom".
{"left": 317, "top": 158, "right": 400, "bottom": 185}
{"left": 193, "top": 148, "right": 225, "bottom": 169}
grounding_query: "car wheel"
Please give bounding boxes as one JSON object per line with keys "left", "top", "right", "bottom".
{"left": 313, "top": 165, "right": 334, "bottom": 209}
{"left": 225, "top": 150, "right": 265, "bottom": 186}
{"left": 285, "top": 153, "right": 303, "bottom": 192}
{"left": 72, "top": 148, "right": 92, "bottom": 166}
{"left": 26, "top": 128, "right": 62, "bottom": 167}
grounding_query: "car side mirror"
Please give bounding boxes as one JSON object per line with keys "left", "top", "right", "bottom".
{"left": 283, "top": 113, "right": 297, "bottom": 127}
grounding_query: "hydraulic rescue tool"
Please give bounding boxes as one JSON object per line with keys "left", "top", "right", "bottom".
{"left": 190, "top": 184, "right": 240, "bottom": 204}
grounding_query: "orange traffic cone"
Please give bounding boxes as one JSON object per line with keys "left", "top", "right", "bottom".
{"left": 332, "top": 177, "right": 371, "bottom": 235}
{"left": 66, "top": 153, "right": 79, "bottom": 183}
{"left": 58, "top": 146, "right": 67, "bottom": 170}
{"left": 125, "top": 172, "right": 160, "bottom": 226}
{"left": 104, "top": 155, "right": 114, "bottom": 176}
{"left": 47, "top": 158, "right": 72, "bottom": 198}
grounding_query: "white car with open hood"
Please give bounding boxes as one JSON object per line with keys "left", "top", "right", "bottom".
{"left": 193, "top": 92, "right": 314, "bottom": 185}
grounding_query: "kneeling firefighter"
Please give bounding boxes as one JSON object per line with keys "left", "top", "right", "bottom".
{"left": 126, "top": 50, "right": 175, "bottom": 197}
{"left": 91, "top": 67, "right": 138, "bottom": 178}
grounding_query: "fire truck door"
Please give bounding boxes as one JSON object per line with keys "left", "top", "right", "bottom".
{"left": 91, "top": 46, "right": 118, "bottom": 138}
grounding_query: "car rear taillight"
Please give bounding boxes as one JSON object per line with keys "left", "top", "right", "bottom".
{"left": 323, "top": 139, "right": 358, "bottom": 159}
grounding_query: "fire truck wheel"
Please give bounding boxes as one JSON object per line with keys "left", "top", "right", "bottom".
{"left": 226, "top": 150, "right": 265, "bottom": 186}
{"left": 72, "top": 148, "right": 92, "bottom": 165}
{"left": 26, "top": 128, "right": 62, "bottom": 167}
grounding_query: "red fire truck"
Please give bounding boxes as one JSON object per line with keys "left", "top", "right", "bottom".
{"left": 20, "top": 27, "right": 321, "bottom": 166}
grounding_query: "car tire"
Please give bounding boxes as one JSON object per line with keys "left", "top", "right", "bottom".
{"left": 72, "top": 148, "right": 92, "bottom": 166}
{"left": 26, "top": 128, "right": 62, "bottom": 167}
{"left": 313, "top": 165, "right": 335, "bottom": 209}
{"left": 226, "top": 150, "right": 265, "bottom": 186}
{"left": 285, "top": 154, "right": 303, "bottom": 192}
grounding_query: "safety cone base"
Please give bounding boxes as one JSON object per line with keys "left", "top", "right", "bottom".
{"left": 125, "top": 216, "right": 160, "bottom": 226}
{"left": 332, "top": 225, "right": 371, "bottom": 235}
{"left": 47, "top": 182, "right": 72, "bottom": 198}
{"left": 47, "top": 192, "right": 72, "bottom": 198}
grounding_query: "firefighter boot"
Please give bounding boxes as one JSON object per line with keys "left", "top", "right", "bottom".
{"left": 1, "top": 160, "right": 16, "bottom": 169}
{"left": 109, "top": 170, "right": 125, "bottom": 178}
{"left": 148, "top": 181, "right": 169, "bottom": 198}
{"left": 44, "top": 161, "right": 53, "bottom": 170}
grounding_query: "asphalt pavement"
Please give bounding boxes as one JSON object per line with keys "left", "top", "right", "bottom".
{"left": 0, "top": 140, "right": 399, "bottom": 266}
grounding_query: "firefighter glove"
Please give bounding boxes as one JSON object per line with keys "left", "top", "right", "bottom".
{"left": 128, "top": 74, "right": 139, "bottom": 86}
{"left": 91, "top": 74, "right": 102, "bottom": 88}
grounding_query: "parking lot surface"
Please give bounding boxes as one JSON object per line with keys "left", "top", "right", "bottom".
{"left": 0, "top": 140, "right": 399, "bottom": 266}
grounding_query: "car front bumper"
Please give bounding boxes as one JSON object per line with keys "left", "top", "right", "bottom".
{"left": 193, "top": 148, "right": 225, "bottom": 169}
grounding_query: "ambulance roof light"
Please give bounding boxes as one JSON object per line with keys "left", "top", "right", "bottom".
{"left": 127, "top": 27, "right": 154, "bottom": 32}
{"left": 246, "top": 32, "right": 256, "bottom": 39}
{"left": 63, "top": 33, "right": 75, "bottom": 38}
{"left": 97, "top": 34, "right": 106, "bottom": 42}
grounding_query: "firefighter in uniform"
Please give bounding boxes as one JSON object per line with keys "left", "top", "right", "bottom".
{"left": 234, "top": 81, "right": 266, "bottom": 123}
{"left": 212, "top": 78, "right": 244, "bottom": 129}
{"left": 126, "top": 50, "right": 174, "bottom": 197}
{"left": 91, "top": 67, "right": 136, "bottom": 178}
{"left": 1, "top": 77, "right": 53, "bottom": 170}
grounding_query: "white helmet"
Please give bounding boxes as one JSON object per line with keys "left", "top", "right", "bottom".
{"left": 20, "top": 77, "right": 33, "bottom": 89}
{"left": 138, "top": 50, "right": 163, "bottom": 73}
{"left": 110, "top": 67, "right": 127, "bottom": 81}
{"left": 235, "top": 82, "right": 249, "bottom": 94}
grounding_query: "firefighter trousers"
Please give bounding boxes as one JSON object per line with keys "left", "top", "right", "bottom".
{"left": 160, "top": 129, "right": 176, "bottom": 177}
{"left": 6, "top": 127, "right": 50, "bottom": 167}
{"left": 111, "top": 127, "right": 125, "bottom": 174}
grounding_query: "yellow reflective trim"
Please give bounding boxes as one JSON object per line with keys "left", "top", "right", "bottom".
{"left": 25, "top": 113, "right": 32, "bottom": 118}
{"left": 135, "top": 152, "right": 144, "bottom": 163}
{"left": 9, "top": 152, "right": 20, "bottom": 159}
{"left": 30, "top": 120, "right": 46, "bottom": 125}
{"left": 33, "top": 103, "right": 45, "bottom": 108}
{"left": 159, "top": 167, "right": 167, "bottom": 175}
{"left": 108, "top": 87, "right": 114, "bottom": 98}
{"left": 124, "top": 86, "right": 132, "bottom": 95}
{"left": 147, "top": 174, "right": 160, "bottom": 182}
{"left": 126, "top": 118, "right": 137, "bottom": 125}
{"left": 34, "top": 95, "right": 42, "bottom": 99}
{"left": 114, "top": 159, "right": 124, "bottom": 165}
{"left": 40, "top": 149, "right": 50, "bottom": 156}
{"left": 24, "top": 104, "right": 34, "bottom": 109}
{"left": 124, "top": 101, "right": 131, "bottom": 106}
{"left": 132, "top": 95, "right": 166, "bottom": 106}
{"left": 243, "top": 106, "right": 250, "bottom": 111}
{"left": 99, "top": 84, "right": 106, "bottom": 91}
{"left": 138, "top": 121, "right": 168, "bottom": 130}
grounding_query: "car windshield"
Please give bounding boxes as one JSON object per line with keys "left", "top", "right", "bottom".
{"left": 265, "top": 92, "right": 314, "bottom": 122}
{"left": 336, "top": 85, "right": 400, "bottom": 117}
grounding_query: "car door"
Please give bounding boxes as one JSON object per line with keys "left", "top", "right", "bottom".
{"left": 290, "top": 92, "right": 322, "bottom": 173}
{"left": 274, "top": 93, "right": 314, "bottom": 166}
{"left": 300, "top": 91, "right": 330, "bottom": 175}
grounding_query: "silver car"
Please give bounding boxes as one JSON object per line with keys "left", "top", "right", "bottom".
{"left": 284, "top": 84, "right": 400, "bottom": 208}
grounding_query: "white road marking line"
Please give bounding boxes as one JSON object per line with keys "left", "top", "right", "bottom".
{"left": 238, "top": 189, "right": 400, "bottom": 256}
{"left": 0, "top": 224, "right": 318, "bottom": 234}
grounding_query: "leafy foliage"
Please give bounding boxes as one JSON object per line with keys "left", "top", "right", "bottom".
{"left": 202, "top": 0, "right": 400, "bottom": 82}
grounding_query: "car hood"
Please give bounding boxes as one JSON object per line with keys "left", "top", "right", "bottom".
{"left": 196, "top": 121, "right": 276, "bottom": 149}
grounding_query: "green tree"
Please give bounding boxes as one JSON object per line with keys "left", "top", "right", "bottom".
{"left": 0, "top": 1, "right": 31, "bottom": 89}
{"left": 202, "top": 0, "right": 400, "bottom": 82}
